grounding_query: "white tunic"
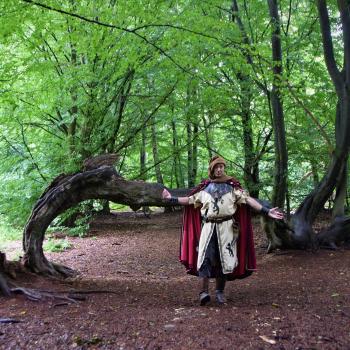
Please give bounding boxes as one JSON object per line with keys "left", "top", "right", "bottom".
{"left": 188, "top": 184, "right": 248, "bottom": 274}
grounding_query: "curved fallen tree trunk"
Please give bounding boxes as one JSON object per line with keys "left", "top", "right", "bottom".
{"left": 22, "top": 166, "right": 185, "bottom": 277}
{"left": 17, "top": 163, "right": 350, "bottom": 291}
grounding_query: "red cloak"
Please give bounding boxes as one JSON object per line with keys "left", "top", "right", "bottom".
{"left": 179, "top": 178, "right": 256, "bottom": 280}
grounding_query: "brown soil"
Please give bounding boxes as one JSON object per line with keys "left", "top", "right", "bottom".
{"left": 0, "top": 211, "right": 349, "bottom": 350}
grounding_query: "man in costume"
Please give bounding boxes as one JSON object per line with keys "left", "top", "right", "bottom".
{"left": 162, "top": 156, "right": 283, "bottom": 305}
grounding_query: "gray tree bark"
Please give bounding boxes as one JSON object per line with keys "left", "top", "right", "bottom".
{"left": 21, "top": 167, "right": 183, "bottom": 277}
{"left": 267, "top": 0, "right": 289, "bottom": 209}
{"left": 269, "top": 1, "right": 350, "bottom": 250}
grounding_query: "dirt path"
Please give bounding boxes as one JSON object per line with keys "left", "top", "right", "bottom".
{"left": 0, "top": 211, "right": 349, "bottom": 349}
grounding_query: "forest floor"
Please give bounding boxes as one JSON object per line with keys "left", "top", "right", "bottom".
{"left": 0, "top": 210, "right": 350, "bottom": 350}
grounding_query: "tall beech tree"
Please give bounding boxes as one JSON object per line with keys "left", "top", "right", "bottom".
{"left": 269, "top": 0, "right": 350, "bottom": 250}
{"left": 230, "top": 0, "right": 260, "bottom": 198}
{"left": 267, "top": 0, "right": 289, "bottom": 209}
{"left": 2, "top": 1, "right": 350, "bottom": 291}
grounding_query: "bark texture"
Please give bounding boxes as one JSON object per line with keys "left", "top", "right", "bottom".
{"left": 289, "top": 1, "right": 350, "bottom": 245}
{"left": 268, "top": 0, "right": 288, "bottom": 209}
{"left": 22, "top": 166, "right": 181, "bottom": 277}
{"left": 231, "top": 0, "right": 260, "bottom": 198}
{"left": 263, "top": 1, "right": 350, "bottom": 251}
{"left": 19, "top": 162, "right": 350, "bottom": 283}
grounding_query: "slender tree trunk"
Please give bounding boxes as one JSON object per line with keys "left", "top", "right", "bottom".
{"left": 332, "top": 96, "right": 349, "bottom": 218}
{"left": 192, "top": 122, "right": 198, "bottom": 184}
{"left": 240, "top": 77, "right": 260, "bottom": 198}
{"left": 106, "top": 69, "right": 134, "bottom": 153}
{"left": 231, "top": 0, "right": 260, "bottom": 198}
{"left": 151, "top": 116, "right": 164, "bottom": 184}
{"left": 309, "top": 144, "right": 320, "bottom": 187}
{"left": 171, "top": 120, "right": 179, "bottom": 188}
{"left": 187, "top": 121, "right": 194, "bottom": 187}
{"left": 140, "top": 115, "right": 147, "bottom": 181}
{"left": 185, "top": 80, "right": 199, "bottom": 187}
{"left": 172, "top": 119, "right": 184, "bottom": 187}
{"left": 186, "top": 120, "right": 198, "bottom": 187}
{"left": 202, "top": 112, "right": 213, "bottom": 160}
{"left": 140, "top": 113, "right": 150, "bottom": 214}
{"left": 333, "top": 163, "right": 348, "bottom": 217}
{"left": 68, "top": 41, "right": 77, "bottom": 154}
{"left": 294, "top": 0, "right": 350, "bottom": 225}
{"left": 268, "top": 0, "right": 288, "bottom": 209}
{"left": 269, "top": 1, "right": 350, "bottom": 250}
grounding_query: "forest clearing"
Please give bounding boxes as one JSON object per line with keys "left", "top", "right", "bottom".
{"left": 0, "top": 211, "right": 349, "bottom": 349}
{"left": 1, "top": 1, "right": 350, "bottom": 349}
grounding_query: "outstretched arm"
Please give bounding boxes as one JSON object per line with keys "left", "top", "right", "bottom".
{"left": 162, "top": 189, "right": 190, "bottom": 205}
{"left": 246, "top": 196, "right": 284, "bottom": 220}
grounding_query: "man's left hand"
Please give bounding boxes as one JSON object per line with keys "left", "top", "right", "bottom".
{"left": 268, "top": 207, "right": 284, "bottom": 220}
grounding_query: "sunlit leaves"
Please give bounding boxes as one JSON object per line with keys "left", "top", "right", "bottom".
{"left": 0, "top": 0, "right": 345, "bottom": 225}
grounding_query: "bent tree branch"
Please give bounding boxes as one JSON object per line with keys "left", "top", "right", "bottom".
{"left": 19, "top": 162, "right": 350, "bottom": 282}
{"left": 22, "top": 166, "right": 185, "bottom": 277}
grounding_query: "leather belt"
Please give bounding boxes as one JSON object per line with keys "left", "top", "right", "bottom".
{"left": 204, "top": 216, "right": 233, "bottom": 223}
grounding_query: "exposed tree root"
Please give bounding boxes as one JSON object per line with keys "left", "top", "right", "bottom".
{"left": 7, "top": 286, "right": 119, "bottom": 303}
{"left": 22, "top": 254, "right": 77, "bottom": 278}
{"left": 0, "top": 318, "right": 22, "bottom": 324}
{"left": 0, "top": 251, "right": 78, "bottom": 300}
{"left": 0, "top": 252, "right": 118, "bottom": 301}
{"left": 11, "top": 287, "right": 75, "bottom": 302}
{"left": 2, "top": 276, "right": 118, "bottom": 303}
{"left": 316, "top": 216, "right": 350, "bottom": 249}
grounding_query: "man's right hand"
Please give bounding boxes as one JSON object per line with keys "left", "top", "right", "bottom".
{"left": 162, "top": 189, "right": 171, "bottom": 200}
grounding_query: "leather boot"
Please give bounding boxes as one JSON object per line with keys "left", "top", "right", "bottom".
{"left": 199, "top": 291, "right": 211, "bottom": 306}
{"left": 215, "top": 290, "right": 226, "bottom": 305}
